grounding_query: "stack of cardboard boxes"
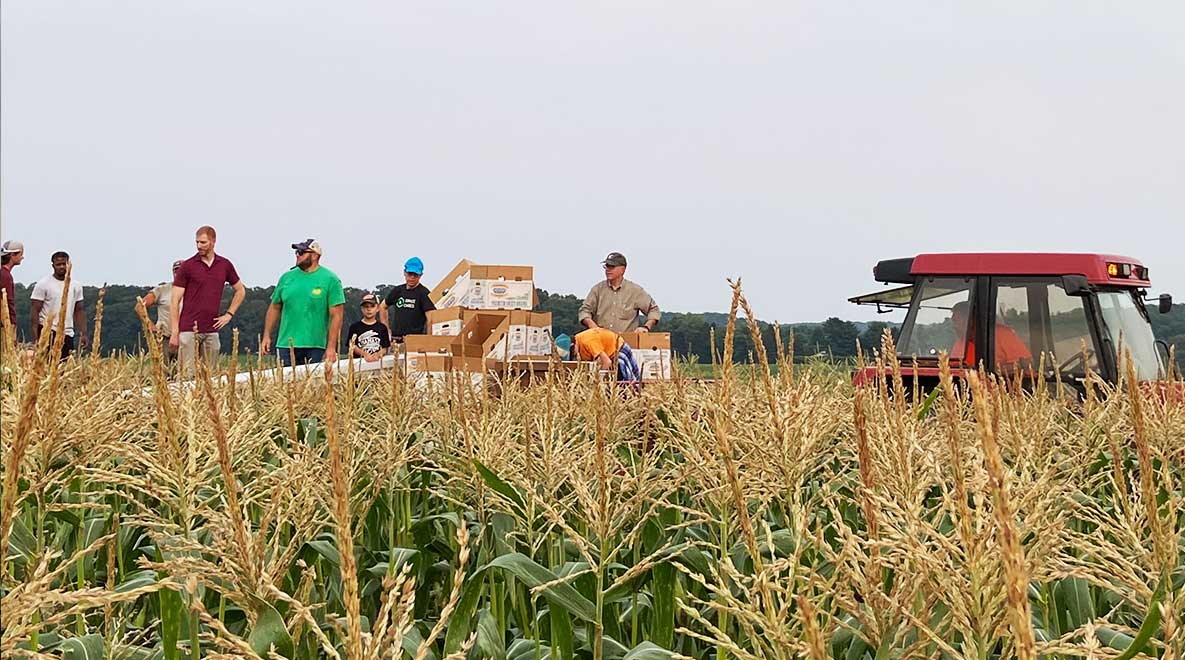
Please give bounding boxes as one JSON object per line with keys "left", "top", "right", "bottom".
{"left": 431, "top": 259, "right": 539, "bottom": 311}
{"left": 400, "top": 258, "right": 673, "bottom": 383}
{"left": 403, "top": 260, "right": 555, "bottom": 383}
{"left": 423, "top": 308, "right": 555, "bottom": 359}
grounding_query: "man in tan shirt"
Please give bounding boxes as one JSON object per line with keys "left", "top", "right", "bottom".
{"left": 578, "top": 252, "right": 661, "bottom": 334}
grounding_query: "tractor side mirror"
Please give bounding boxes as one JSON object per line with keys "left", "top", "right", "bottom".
{"left": 1157, "top": 294, "right": 1173, "bottom": 314}
{"left": 1062, "top": 275, "right": 1091, "bottom": 296}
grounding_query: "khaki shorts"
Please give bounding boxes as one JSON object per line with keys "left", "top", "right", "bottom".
{"left": 178, "top": 331, "right": 220, "bottom": 376}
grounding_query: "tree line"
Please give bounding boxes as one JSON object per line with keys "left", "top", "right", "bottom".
{"left": 6, "top": 282, "right": 1184, "bottom": 369}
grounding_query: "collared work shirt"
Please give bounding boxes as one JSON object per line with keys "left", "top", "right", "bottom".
{"left": 577, "top": 278, "right": 660, "bottom": 334}
{"left": 174, "top": 253, "right": 240, "bottom": 334}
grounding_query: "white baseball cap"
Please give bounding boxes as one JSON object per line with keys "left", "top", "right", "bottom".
{"left": 1, "top": 240, "right": 24, "bottom": 254}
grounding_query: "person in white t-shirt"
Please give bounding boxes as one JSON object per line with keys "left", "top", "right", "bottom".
{"left": 29, "top": 251, "right": 87, "bottom": 359}
{"left": 141, "top": 260, "right": 183, "bottom": 364}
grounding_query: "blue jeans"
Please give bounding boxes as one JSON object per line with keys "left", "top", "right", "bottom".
{"left": 277, "top": 347, "right": 326, "bottom": 367}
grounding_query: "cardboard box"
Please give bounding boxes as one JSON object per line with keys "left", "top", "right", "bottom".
{"left": 633, "top": 349, "right": 673, "bottom": 380}
{"left": 622, "top": 332, "right": 672, "bottom": 381}
{"left": 403, "top": 334, "right": 480, "bottom": 358}
{"left": 428, "top": 309, "right": 549, "bottom": 336}
{"left": 486, "top": 311, "right": 553, "bottom": 360}
{"left": 429, "top": 260, "right": 538, "bottom": 310}
{"left": 622, "top": 331, "right": 671, "bottom": 351}
{"left": 426, "top": 307, "right": 469, "bottom": 336}
{"left": 406, "top": 354, "right": 494, "bottom": 391}
{"left": 469, "top": 265, "right": 534, "bottom": 281}
{"left": 527, "top": 325, "right": 554, "bottom": 356}
{"left": 409, "top": 354, "right": 494, "bottom": 373}
{"left": 489, "top": 323, "right": 528, "bottom": 360}
{"left": 468, "top": 266, "right": 535, "bottom": 310}
{"left": 457, "top": 312, "right": 512, "bottom": 359}
{"left": 472, "top": 279, "right": 535, "bottom": 310}
{"left": 429, "top": 309, "right": 555, "bottom": 360}
{"left": 429, "top": 259, "right": 474, "bottom": 307}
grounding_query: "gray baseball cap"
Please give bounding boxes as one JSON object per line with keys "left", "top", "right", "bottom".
{"left": 602, "top": 252, "right": 627, "bottom": 267}
{"left": 2, "top": 240, "right": 24, "bottom": 254}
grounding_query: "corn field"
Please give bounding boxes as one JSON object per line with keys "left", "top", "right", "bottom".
{"left": 1, "top": 285, "right": 1183, "bottom": 660}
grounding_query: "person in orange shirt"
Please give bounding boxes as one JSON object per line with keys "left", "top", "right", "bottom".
{"left": 951, "top": 301, "right": 1032, "bottom": 369}
{"left": 575, "top": 327, "right": 643, "bottom": 381}
{"left": 575, "top": 327, "right": 625, "bottom": 370}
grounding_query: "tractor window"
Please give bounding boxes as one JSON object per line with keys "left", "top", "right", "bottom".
{"left": 1096, "top": 290, "right": 1164, "bottom": 380}
{"left": 897, "top": 277, "right": 974, "bottom": 361}
{"left": 993, "top": 279, "right": 1097, "bottom": 378}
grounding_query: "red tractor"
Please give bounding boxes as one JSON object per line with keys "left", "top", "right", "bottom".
{"left": 849, "top": 253, "right": 1174, "bottom": 396}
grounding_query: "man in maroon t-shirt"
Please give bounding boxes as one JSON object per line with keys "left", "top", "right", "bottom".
{"left": 1, "top": 240, "right": 24, "bottom": 345}
{"left": 170, "top": 226, "right": 246, "bottom": 375}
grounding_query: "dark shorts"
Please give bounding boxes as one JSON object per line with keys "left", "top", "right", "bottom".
{"left": 277, "top": 347, "right": 325, "bottom": 367}
{"left": 46, "top": 333, "right": 75, "bottom": 360}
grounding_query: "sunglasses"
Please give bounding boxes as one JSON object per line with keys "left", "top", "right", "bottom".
{"left": 295, "top": 250, "right": 311, "bottom": 256}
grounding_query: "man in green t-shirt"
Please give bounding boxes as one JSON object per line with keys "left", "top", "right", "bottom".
{"left": 261, "top": 239, "right": 346, "bottom": 366}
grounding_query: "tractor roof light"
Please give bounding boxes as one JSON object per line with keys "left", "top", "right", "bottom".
{"left": 1107, "top": 262, "right": 1133, "bottom": 278}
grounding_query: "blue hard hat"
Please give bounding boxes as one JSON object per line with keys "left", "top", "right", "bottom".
{"left": 404, "top": 257, "right": 424, "bottom": 274}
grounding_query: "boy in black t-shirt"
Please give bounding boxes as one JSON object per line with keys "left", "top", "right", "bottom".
{"left": 348, "top": 293, "right": 391, "bottom": 362}
{"left": 380, "top": 256, "right": 436, "bottom": 343}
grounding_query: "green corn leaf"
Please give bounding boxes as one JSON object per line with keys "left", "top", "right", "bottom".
{"left": 598, "top": 634, "right": 629, "bottom": 659}
{"left": 1055, "top": 577, "right": 1095, "bottom": 631}
{"left": 411, "top": 512, "right": 461, "bottom": 533}
{"left": 59, "top": 634, "right": 106, "bottom": 660}
{"left": 364, "top": 547, "right": 419, "bottom": 577}
{"left": 111, "top": 644, "right": 165, "bottom": 660}
{"left": 306, "top": 538, "right": 341, "bottom": 567}
{"left": 1113, "top": 572, "right": 1169, "bottom": 660}
{"left": 508, "top": 639, "right": 553, "bottom": 660}
{"left": 476, "top": 608, "right": 508, "bottom": 660}
{"left": 8, "top": 515, "right": 36, "bottom": 562}
{"left": 486, "top": 553, "right": 598, "bottom": 623}
{"left": 116, "top": 569, "right": 158, "bottom": 593}
{"left": 444, "top": 575, "right": 488, "bottom": 655}
{"left": 472, "top": 459, "right": 527, "bottom": 518}
{"left": 248, "top": 600, "right": 295, "bottom": 658}
{"left": 651, "top": 561, "right": 676, "bottom": 649}
{"left": 1096, "top": 628, "right": 1136, "bottom": 654}
{"left": 916, "top": 387, "right": 941, "bottom": 420}
{"left": 404, "top": 627, "right": 437, "bottom": 660}
{"left": 158, "top": 586, "right": 184, "bottom": 660}
{"left": 623, "top": 641, "right": 676, "bottom": 660}
{"left": 550, "top": 599, "right": 576, "bottom": 660}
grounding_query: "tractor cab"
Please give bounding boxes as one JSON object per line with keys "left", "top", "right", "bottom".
{"left": 850, "top": 253, "right": 1174, "bottom": 395}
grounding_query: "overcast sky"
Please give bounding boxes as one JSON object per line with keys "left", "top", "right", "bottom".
{"left": 3, "top": 1, "right": 1182, "bottom": 322}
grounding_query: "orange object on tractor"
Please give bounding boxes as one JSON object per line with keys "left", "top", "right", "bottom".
{"left": 849, "top": 253, "right": 1175, "bottom": 397}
